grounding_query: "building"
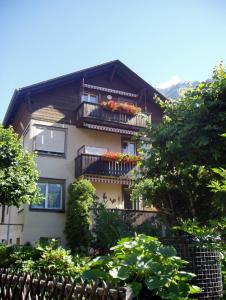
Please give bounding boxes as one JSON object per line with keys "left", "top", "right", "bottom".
{"left": 0, "top": 60, "right": 164, "bottom": 245}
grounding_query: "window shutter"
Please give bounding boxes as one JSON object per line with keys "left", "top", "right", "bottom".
{"left": 35, "top": 127, "right": 65, "bottom": 154}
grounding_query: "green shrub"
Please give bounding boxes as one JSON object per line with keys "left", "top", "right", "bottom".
{"left": 12, "top": 240, "right": 89, "bottom": 278}
{"left": 10, "top": 244, "right": 41, "bottom": 271}
{"left": 83, "top": 234, "right": 201, "bottom": 299}
{"left": 92, "top": 203, "right": 166, "bottom": 252}
{"left": 0, "top": 243, "right": 15, "bottom": 268}
{"left": 29, "top": 241, "right": 77, "bottom": 277}
{"left": 135, "top": 220, "right": 164, "bottom": 237}
{"left": 0, "top": 243, "right": 41, "bottom": 270}
{"left": 92, "top": 203, "right": 134, "bottom": 252}
{"left": 65, "top": 179, "right": 96, "bottom": 251}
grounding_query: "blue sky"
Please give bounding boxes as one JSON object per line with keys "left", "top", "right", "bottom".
{"left": 1, "top": 0, "right": 226, "bottom": 121}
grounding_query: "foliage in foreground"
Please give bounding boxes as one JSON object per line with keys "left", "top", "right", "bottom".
{"left": 174, "top": 218, "right": 226, "bottom": 295}
{"left": 92, "top": 202, "right": 165, "bottom": 252}
{"left": 132, "top": 64, "right": 226, "bottom": 223}
{"left": 83, "top": 235, "right": 201, "bottom": 299}
{"left": 65, "top": 179, "right": 96, "bottom": 251}
{"left": 0, "top": 125, "right": 40, "bottom": 206}
{"left": 0, "top": 235, "right": 201, "bottom": 300}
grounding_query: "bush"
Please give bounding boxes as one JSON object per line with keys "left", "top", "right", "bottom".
{"left": 83, "top": 234, "right": 201, "bottom": 299}
{"left": 135, "top": 220, "right": 164, "bottom": 237}
{"left": 0, "top": 243, "right": 15, "bottom": 268}
{"left": 92, "top": 203, "right": 166, "bottom": 253}
{"left": 92, "top": 203, "right": 134, "bottom": 252}
{"left": 25, "top": 240, "right": 78, "bottom": 277}
{"left": 0, "top": 243, "right": 41, "bottom": 270}
{"left": 65, "top": 179, "right": 96, "bottom": 251}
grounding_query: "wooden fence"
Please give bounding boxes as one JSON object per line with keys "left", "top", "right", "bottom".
{"left": 0, "top": 269, "right": 126, "bottom": 300}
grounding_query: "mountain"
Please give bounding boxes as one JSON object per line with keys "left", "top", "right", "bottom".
{"left": 158, "top": 81, "right": 199, "bottom": 99}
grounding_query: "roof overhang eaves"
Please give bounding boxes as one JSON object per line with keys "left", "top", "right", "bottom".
{"left": 3, "top": 89, "right": 20, "bottom": 127}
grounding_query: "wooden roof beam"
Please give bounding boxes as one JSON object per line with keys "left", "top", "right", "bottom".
{"left": 110, "top": 65, "right": 117, "bottom": 82}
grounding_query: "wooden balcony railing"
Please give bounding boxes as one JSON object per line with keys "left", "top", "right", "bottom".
{"left": 75, "top": 102, "right": 151, "bottom": 131}
{"left": 75, "top": 154, "right": 137, "bottom": 178}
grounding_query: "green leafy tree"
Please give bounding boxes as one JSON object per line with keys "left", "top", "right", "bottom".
{"left": 132, "top": 64, "right": 226, "bottom": 223}
{"left": 0, "top": 125, "right": 40, "bottom": 206}
{"left": 65, "top": 179, "right": 96, "bottom": 251}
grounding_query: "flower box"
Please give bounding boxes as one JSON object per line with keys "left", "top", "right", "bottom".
{"left": 102, "top": 151, "right": 140, "bottom": 163}
{"left": 101, "top": 100, "right": 141, "bottom": 115}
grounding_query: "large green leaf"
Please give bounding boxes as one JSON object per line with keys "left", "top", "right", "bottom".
{"left": 127, "top": 282, "right": 142, "bottom": 297}
{"left": 82, "top": 269, "right": 107, "bottom": 281}
{"left": 109, "top": 266, "right": 130, "bottom": 280}
{"left": 145, "top": 276, "right": 170, "bottom": 290}
{"left": 158, "top": 246, "right": 177, "bottom": 257}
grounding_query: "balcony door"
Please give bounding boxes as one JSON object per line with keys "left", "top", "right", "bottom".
{"left": 123, "top": 186, "right": 132, "bottom": 209}
{"left": 122, "top": 140, "right": 136, "bottom": 155}
{"left": 123, "top": 186, "right": 141, "bottom": 210}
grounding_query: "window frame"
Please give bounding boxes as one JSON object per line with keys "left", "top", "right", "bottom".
{"left": 77, "top": 145, "right": 108, "bottom": 156}
{"left": 30, "top": 178, "right": 65, "bottom": 212}
{"left": 33, "top": 125, "right": 67, "bottom": 158}
{"left": 122, "top": 139, "right": 137, "bottom": 155}
{"left": 80, "top": 92, "right": 99, "bottom": 104}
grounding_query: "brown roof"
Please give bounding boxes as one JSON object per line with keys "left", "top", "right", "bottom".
{"left": 3, "top": 60, "right": 166, "bottom": 126}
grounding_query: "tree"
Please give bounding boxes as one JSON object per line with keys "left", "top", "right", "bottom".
{"left": 65, "top": 179, "right": 96, "bottom": 251}
{"left": 132, "top": 64, "right": 226, "bottom": 223}
{"left": 0, "top": 125, "right": 40, "bottom": 206}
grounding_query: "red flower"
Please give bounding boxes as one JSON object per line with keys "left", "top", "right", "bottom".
{"left": 102, "top": 152, "right": 140, "bottom": 163}
{"left": 101, "top": 100, "right": 141, "bottom": 115}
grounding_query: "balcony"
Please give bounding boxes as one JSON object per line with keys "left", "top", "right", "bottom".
{"left": 75, "top": 153, "right": 137, "bottom": 183}
{"left": 75, "top": 102, "right": 151, "bottom": 135}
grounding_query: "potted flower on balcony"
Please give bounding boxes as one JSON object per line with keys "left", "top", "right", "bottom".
{"left": 102, "top": 151, "right": 140, "bottom": 163}
{"left": 101, "top": 100, "right": 141, "bottom": 115}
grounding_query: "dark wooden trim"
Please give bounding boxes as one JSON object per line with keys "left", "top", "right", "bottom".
{"left": 29, "top": 208, "right": 65, "bottom": 213}
{"left": 75, "top": 153, "right": 136, "bottom": 179}
{"left": 30, "top": 178, "right": 66, "bottom": 212}
{"left": 26, "top": 93, "right": 33, "bottom": 113}
{"left": 75, "top": 102, "right": 151, "bottom": 132}
{"left": 110, "top": 65, "right": 117, "bottom": 82}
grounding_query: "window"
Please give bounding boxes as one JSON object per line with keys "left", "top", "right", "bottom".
{"left": 31, "top": 179, "right": 64, "bottom": 211}
{"left": 77, "top": 145, "right": 108, "bottom": 156}
{"left": 81, "top": 93, "right": 98, "bottom": 104}
{"left": 122, "top": 140, "right": 136, "bottom": 155}
{"left": 16, "top": 238, "right": 20, "bottom": 245}
{"left": 34, "top": 126, "right": 66, "bottom": 156}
